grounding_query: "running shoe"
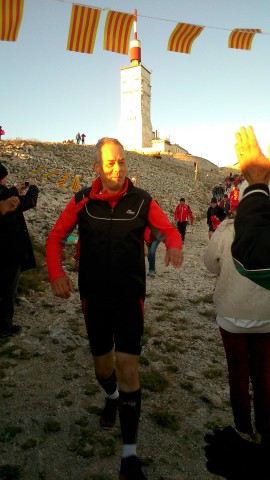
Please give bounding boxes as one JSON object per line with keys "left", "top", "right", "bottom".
{"left": 99, "top": 397, "right": 119, "bottom": 428}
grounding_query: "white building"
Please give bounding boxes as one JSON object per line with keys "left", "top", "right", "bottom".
{"left": 119, "top": 13, "right": 152, "bottom": 150}
{"left": 119, "top": 11, "right": 188, "bottom": 156}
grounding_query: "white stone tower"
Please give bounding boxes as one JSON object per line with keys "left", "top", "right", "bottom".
{"left": 119, "top": 10, "right": 152, "bottom": 150}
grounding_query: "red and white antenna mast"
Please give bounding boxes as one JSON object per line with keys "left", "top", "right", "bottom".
{"left": 130, "top": 9, "right": 141, "bottom": 65}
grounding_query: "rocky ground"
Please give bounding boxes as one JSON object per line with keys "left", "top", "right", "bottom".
{"left": 0, "top": 141, "right": 239, "bottom": 480}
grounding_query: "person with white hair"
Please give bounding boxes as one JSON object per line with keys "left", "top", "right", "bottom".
{"left": 231, "top": 126, "right": 270, "bottom": 290}
{"left": 205, "top": 179, "right": 270, "bottom": 443}
{"left": 204, "top": 127, "right": 270, "bottom": 479}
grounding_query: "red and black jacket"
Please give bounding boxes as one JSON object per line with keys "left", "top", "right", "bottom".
{"left": 46, "top": 178, "right": 182, "bottom": 299}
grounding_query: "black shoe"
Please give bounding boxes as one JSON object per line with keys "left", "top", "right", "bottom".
{"left": 0, "top": 325, "right": 22, "bottom": 338}
{"left": 204, "top": 426, "right": 265, "bottom": 480}
{"left": 119, "top": 456, "right": 147, "bottom": 480}
{"left": 99, "top": 397, "right": 119, "bottom": 428}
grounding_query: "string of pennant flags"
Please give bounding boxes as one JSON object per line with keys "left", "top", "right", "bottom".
{"left": 28, "top": 166, "right": 81, "bottom": 191}
{"left": 0, "top": 0, "right": 269, "bottom": 54}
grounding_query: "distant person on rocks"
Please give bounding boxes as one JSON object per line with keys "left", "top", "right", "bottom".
{"left": 76, "top": 132, "right": 81, "bottom": 144}
{"left": 219, "top": 194, "right": 230, "bottom": 215}
{"left": 81, "top": 133, "right": 86, "bottom": 145}
{"left": 0, "top": 163, "right": 39, "bottom": 338}
{"left": 0, "top": 126, "right": 5, "bottom": 141}
{"left": 46, "top": 136, "right": 183, "bottom": 480}
{"left": 206, "top": 197, "right": 226, "bottom": 239}
{"left": 174, "top": 197, "right": 194, "bottom": 243}
{"left": 229, "top": 187, "right": 240, "bottom": 214}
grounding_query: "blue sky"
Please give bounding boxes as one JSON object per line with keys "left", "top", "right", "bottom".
{"left": 1, "top": 0, "right": 269, "bottom": 166}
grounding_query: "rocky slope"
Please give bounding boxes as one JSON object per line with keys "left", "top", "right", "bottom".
{"left": 0, "top": 140, "right": 239, "bottom": 480}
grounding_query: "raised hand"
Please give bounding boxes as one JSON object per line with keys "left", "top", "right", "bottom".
{"left": 234, "top": 126, "right": 270, "bottom": 185}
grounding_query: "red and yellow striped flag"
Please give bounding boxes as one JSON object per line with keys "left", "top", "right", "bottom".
{"left": 43, "top": 170, "right": 60, "bottom": 178}
{"left": 228, "top": 28, "right": 261, "bottom": 50}
{"left": 67, "top": 4, "right": 101, "bottom": 54}
{"left": 71, "top": 175, "right": 80, "bottom": 192}
{"left": 168, "top": 23, "right": 204, "bottom": 54}
{"left": 58, "top": 172, "right": 71, "bottom": 187}
{"left": 0, "top": 0, "right": 24, "bottom": 41}
{"left": 103, "top": 10, "right": 134, "bottom": 54}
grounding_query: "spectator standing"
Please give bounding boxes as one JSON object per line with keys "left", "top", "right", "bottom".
{"left": 205, "top": 213, "right": 270, "bottom": 439}
{"left": 46, "top": 137, "right": 183, "bottom": 480}
{"left": 81, "top": 133, "right": 86, "bottom": 145}
{"left": 229, "top": 187, "right": 240, "bottom": 213}
{"left": 204, "top": 187, "right": 270, "bottom": 479}
{"left": 76, "top": 132, "right": 81, "bottom": 144}
{"left": 232, "top": 126, "right": 270, "bottom": 290}
{"left": 174, "top": 197, "right": 194, "bottom": 242}
{"left": 0, "top": 163, "right": 39, "bottom": 338}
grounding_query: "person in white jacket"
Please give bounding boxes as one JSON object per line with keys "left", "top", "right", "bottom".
{"left": 204, "top": 189, "right": 270, "bottom": 445}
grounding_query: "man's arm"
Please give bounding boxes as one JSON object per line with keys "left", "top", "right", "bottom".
{"left": 231, "top": 126, "right": 270, "bottom": 289}
{"left": 188, "top": 206, "right": 194, "bottom": 225}
{"left": 46, "top": 197, "right": 78, "bottom": 298}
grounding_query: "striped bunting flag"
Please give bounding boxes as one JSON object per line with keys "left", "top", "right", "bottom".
{"left": 168, "top": 23, "right": 204, "bottom": 54}
{"left": 103, "top": 10, "right": 134, "bottom": 54}
{"left": 43, "top": 170, "right": 60, "bottom": 178}
{"left": 58, "top": 172, "right": 71, "bottom": 187}
{"left": 0, "top": 0, "right": 24, "bottom": 41}
{"left": 71, "top": 175, "right": 80, "bottom": 192}
{"left": 67, "top": 4, "right": 101, "bottom": 54}
{"left": 228, "top": 28, "right": 261, "bottom": 50}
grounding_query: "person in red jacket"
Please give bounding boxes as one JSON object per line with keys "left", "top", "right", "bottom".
{"left": 174, "top": 197, "right": 194, "bottom": 242}
{"left": 46, "top": 137, "right": 183, "bottom": 480}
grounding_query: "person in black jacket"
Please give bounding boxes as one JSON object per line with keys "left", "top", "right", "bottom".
{"left": 231, "top": 126, "right": 270, "bottom": 290}
{"left": 46, "top": 137, "right": 183, "bottom": 480}
{"left": 206, "top": 197, "right": 226, "bottom": 239}
{"left": 0, "top": 162, "right": 39, "bottom": 337}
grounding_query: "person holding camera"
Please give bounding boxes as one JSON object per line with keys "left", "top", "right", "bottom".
{"left": 0, "top": 162, "right": 39, "bottom": 338}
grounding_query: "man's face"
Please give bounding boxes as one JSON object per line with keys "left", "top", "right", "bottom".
{"left": 180, "top": 201, "right": 185, "bottom": 206}
{"left": 94, "top": 142, "right": 127, "bottom": 193}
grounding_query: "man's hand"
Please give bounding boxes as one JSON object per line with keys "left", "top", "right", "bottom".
{"left": 51, "top": 276, "right": 74, "bottom": 298}
{"left": 165, "top": 248, "right": 183, "bottom": 268}
{"left": 234, "top": 126, "right": 270, "bottom": 186}
{"left": 0, "top": 196, "right": 20, "bottom": 215}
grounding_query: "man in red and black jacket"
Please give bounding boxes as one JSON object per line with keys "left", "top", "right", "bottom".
{"left": 46, "top": 137, "right": 183, "bottom": 480}
{"left": 174, "top": 197, "right": 194, "bottom": 242}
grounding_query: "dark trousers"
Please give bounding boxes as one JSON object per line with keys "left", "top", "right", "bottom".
{"left": 220, "top": 327, "right": 270, "bottom": 435}
{"left": 0, "top": 264, "right": 20, "bottom": 332}
{"left": 147, "top": 240, "right": 160, "bottom": 272}
{"left": 177, "top": 221, "right": 187, "bottom": 241}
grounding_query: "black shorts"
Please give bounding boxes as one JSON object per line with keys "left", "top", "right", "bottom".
{"left": 82, "top": 296, "right": 144, "bottom": 357}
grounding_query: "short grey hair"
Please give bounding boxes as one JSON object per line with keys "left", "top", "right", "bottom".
{"left": 94, "top": 137, "right": 124, "bottom": 164}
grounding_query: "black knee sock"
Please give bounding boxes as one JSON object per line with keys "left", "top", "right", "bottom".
{"left": 96, "top": 371, "right": 117, "bottom": 395}
{"left": 119, "top": 389, "right": 141, "bottom": 444}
